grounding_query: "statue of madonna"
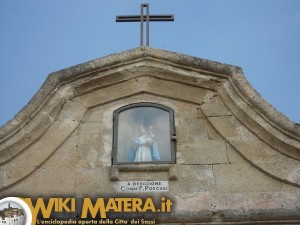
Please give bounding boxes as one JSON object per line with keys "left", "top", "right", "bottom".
{"left": 128, "top": 124, "right": 160, "bottom": 162}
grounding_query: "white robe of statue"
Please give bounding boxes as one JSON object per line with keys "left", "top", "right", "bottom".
{"left": 128, "top": 124, "right": 160, "bottom": 162}
{"left": 134, "top": 135, "right": 153, "bottom": 162}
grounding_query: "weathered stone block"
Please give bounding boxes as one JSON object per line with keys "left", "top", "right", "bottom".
{"left": 170, "top": 165, "right": 214, "bottom": 194}
{"left": 0, "top": 163, "right": 34, "bottom": 189}
{"left": 72, "top": 79, "right": 140, "bottom": 107}
{"left": 197, "top": 106, "right": 205, "bottom": 119}
{"left": 0, "top": 148, "right": 12, "bottom": 165}
{"left": 48, "top": 98, "right": 64, "bottom": 119}
{"left": 0, "top": 167, "right": 6, "bottom": 189}
{"left": 78, "top": 121, "right": 101, "bottom": 134}
{"left": 201, "top": 96, "right": 231, "bottom": 117}
{"left": 43, "top": 133, "right": 77, "bottom": 169}
{"left": 148, "top": 78, "right": 208, "bottom": 104}
{"left": 174, "top": 193, "right": 213, "bottom": 212}
{"left": 100, "top": 142, "right": 112, "bottom": 166}
{"left": 35, "top": 167, "right": 76, "bottom": 195}
{"left": 0, "top": 114, "right": 53, "bottom": 164}
{"left": 41, "top": 120, "right": 80, "bottom": 144}
{"left": 208, "top": 116, "right": 238, "bottom": 138}
{"left": 282, "top": 183, "right": 300, "bottom": 194}
{"left": 213, "top": 164, "right": 283, "bottom": 193}
{"left": 76, "top": 143, "right": 103, "bottom": 168}
{"left": 1, "top": 167, "right": 76, "bottom": 196}
{"left": 206, "top": 121, "right": 223, "bottom": 140}
{"left": 58, "top": 100, "right": 87, "bottom": 121}
{"left": 81, "top": 107, "right": 104, "bottom": 122}
{"left": 0, "top": 119, "right": 80, "bottom": 188}
{"left": 78, "top": 133, "right": 102, "bottom": 145}
{"left": 225, "top": 143, "right": 247, "bottom": 164}
{"left": 177, "top": 140, "right": 228, "bottom": 164}
{"left": 110, "top": 165, "right": 119, "bottom": 181}
{"left": 144, "top": 171, "right": 169, "bottom": 180}
{"left": 176, "top": 118, "right": 208, "bottom": 142}
{"left": 74, "top": 71, "right": 128, "bottom": 95}
{"left": 118, "top": 171, "right": 146, "bottom": 181}
{"left": 255, "top": 160, "right": 300, "bottom": 185}
{"left": 174, "top": 102, "right": 198, "bottom": 119}
{"left": 135, "top": 76, "right": 153, "bottom": 91}
{"left": 75, "top": 167, "right": 114, "bottom": 196}
{"left": 228, "top": 138, "right": 278, "bottom": 163}
{"left": 19, "top": 112, "right": 53, "bottom": 139}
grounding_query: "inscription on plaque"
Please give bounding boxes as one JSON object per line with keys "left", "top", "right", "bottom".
{"left": 116, "top": 181, "right": 169, "bottom": 193}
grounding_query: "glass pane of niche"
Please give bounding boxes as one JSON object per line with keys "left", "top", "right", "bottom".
{"left": 113, "top": 103, "right": 175, "bottom": 164}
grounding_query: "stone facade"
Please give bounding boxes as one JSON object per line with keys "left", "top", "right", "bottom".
{"left": 0, "top": 47, "right": 299, "bottom": 224}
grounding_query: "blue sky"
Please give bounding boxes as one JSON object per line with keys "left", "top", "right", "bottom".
{"left": 0, "top": 202, "right": 21, "bottom": 210}
{"left": 0, "top": 0, "right": 299, "bottom": 126}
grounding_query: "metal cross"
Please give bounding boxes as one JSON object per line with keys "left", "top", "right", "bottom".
{"left": 116, "top": 4, "right": 174, "bottom": 47}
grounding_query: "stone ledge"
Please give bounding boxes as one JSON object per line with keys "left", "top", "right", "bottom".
{"left": 110, "top": 164, "right": 178, "bottom": 181}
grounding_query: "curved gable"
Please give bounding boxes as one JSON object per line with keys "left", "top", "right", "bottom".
{"left": 0, "top": 47, "right": 299, "bottom": 223}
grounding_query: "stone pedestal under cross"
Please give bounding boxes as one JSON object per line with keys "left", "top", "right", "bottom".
{"left": 116, "top": 4, "right": 174, "bottom": 47}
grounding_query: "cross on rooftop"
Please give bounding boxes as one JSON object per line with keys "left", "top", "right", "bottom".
{"left": 116, "top": 4, "right": 174, "bottom": 47}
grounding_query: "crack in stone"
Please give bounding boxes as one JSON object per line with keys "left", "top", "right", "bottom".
{"left": 225, "top": 141, "right": 231, "bottom": 164}
{"left": 212, "top": 164, "right": 215, "bottom": 191}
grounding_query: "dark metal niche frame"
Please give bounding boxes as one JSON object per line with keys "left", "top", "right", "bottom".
{"left": 112, "top": 102, "right": 176, "bottom": 165}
